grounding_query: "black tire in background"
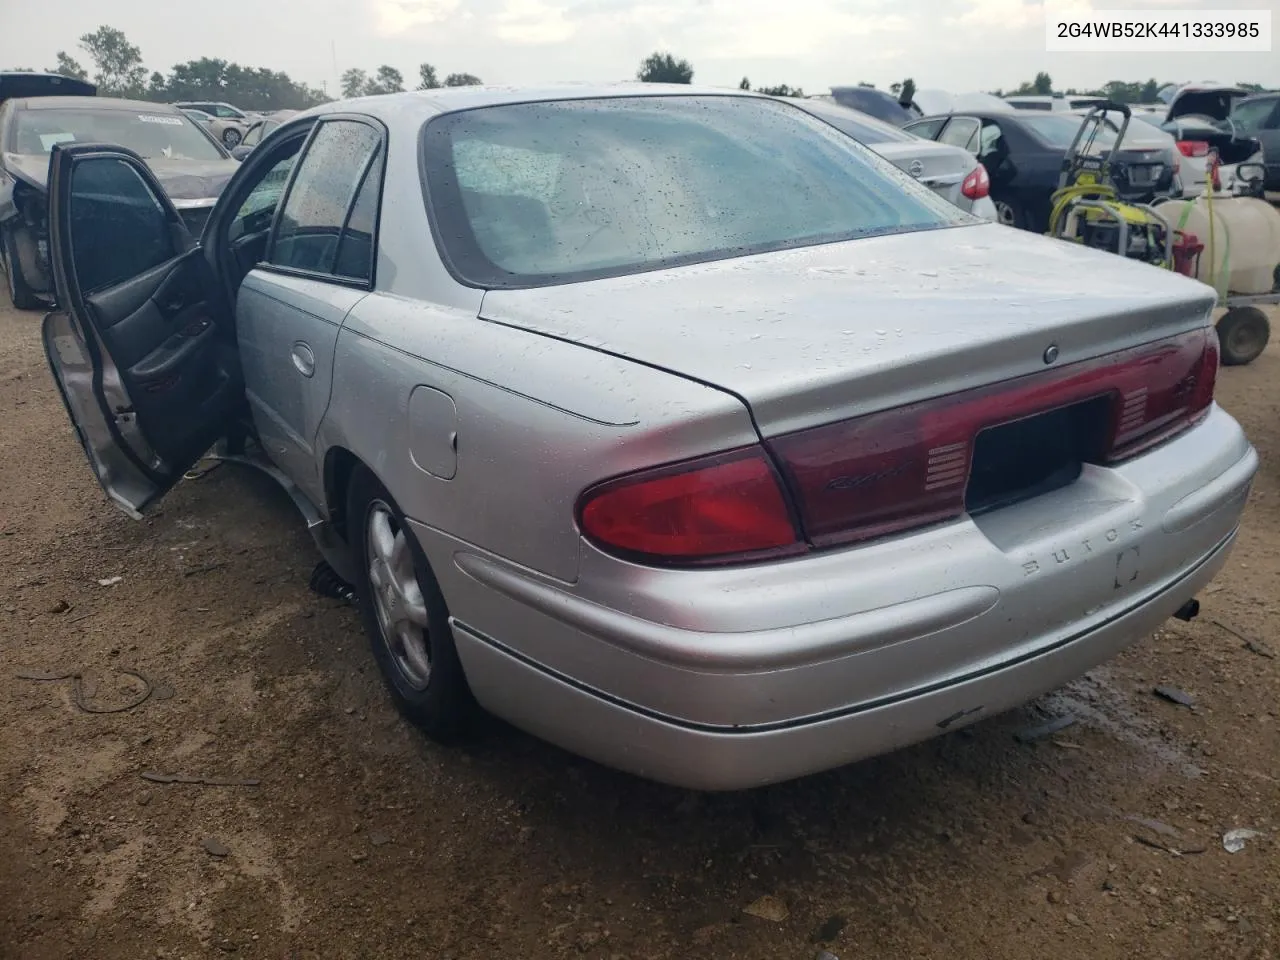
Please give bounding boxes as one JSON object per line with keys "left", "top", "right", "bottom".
{"left": 345, "top": 465, "right": 477, "bottom": 740}
{"left": 2, "top": 226, "right": 41, "bottom": 311}
{"left": 992, "top": 196, "right": 1026, "bottom": 230}
{"left": 222, "top": 127, "right": 243, "bottom": 149}
{"left": 1217, "top": 306, "right": 1271, "bottom": 367}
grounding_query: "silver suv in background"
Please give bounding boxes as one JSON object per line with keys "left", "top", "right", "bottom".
{"left": 174, "top": 100, "right": 251, "bottom": 148}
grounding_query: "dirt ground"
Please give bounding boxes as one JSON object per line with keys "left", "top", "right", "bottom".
{"left": 1, "top": 300, "right": 1279, "bottom": 960}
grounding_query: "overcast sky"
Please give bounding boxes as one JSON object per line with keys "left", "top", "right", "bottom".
{"left": 2, "top": 0, "right": 1277, "bottom": 96}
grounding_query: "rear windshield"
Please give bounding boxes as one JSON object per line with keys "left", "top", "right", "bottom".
{"left": 422, "top": 96, "right": 969, "bottom": 289}
{"left": 1019, "top": 113, "right": 1116, "bottom": 149}
{"left": 795, "top": 100, "right": 916, "bottom": 144}
{"left": 9, "top": 107, "right": 224, "bottom": 161}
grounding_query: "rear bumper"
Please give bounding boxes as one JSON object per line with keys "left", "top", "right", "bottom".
{"left": 969, "top": 195, "right": 998, "bottom": 221}
{"left": 452, "top": 527, "right": 1236, "bottom": 790}
{"left": 417, "top": 407, "right": 1255, "bottom": 788}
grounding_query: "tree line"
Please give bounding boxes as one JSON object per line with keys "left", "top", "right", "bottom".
{"left": 8, "top": 33, "right": 1274, "bottom": 111}
{"left": 635, "top": 55, "right": 1275, "bottom": 107}
{"left": 4, "top": 25, "right": 487, "bottom": 111}
{"left": 339, "top": 64, "right": 483, "bottom": 99}
{"left": 991, "top": 71, "right": 1271, "bottom": 103}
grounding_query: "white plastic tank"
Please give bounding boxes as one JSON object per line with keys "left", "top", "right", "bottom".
{"left": 1156, "top": 195, "right": 1280, "bottom": 295}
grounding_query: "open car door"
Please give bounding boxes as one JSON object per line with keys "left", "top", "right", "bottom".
{"left": 41, "top": 143, "right": 243, "bottom": 518}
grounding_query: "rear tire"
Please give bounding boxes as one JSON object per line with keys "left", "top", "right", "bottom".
{"left": 346, "top": 466, "right": 476, "bottom": 739}
{"left": 1217, "top": 307, "right": 1271, "bottom": 367}
{"left": 2, "top": 227, "right": 40, "bottom": 311}
{"left": 993, "top": 197, "right": 1025, "bottom": 230}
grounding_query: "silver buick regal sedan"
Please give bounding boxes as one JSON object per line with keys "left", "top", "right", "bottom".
{"left": 41, "top": 85, "right": 1256, "bottom": 790}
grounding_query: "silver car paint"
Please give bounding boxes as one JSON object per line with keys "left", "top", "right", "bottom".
{"left": 326, "top": 294, "right": 760, "bottom": 583}
{"left": 453, "top": 524, "right": 1236, "bottom": 790}
{"left": 58, "top": 86, "right": 1258, "bottom": 789}
{"left": 236, "top": 271, "right": 367, "bottom": 507}
{"left": 411, "top": 404, "right": 1252, "bottom": 733}
{"left": 480, "top": 224, "right": 1217, "bottom": 436}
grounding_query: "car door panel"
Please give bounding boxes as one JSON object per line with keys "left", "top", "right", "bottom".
{"left": 82, "top": 255, "right": 236, "bottom": 453}
{"left": 237, "top": 269, "right": 365, "bottom": 505}
{"left": 41, "top": 143, "right": 241, "bottom": 515}
{"left": 234, "top": 116, "right": 384, "bottom": 505}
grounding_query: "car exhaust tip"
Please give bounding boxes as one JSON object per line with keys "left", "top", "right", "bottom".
{"left": 1173, "top": 598, "right": 1201, "bottom": 622}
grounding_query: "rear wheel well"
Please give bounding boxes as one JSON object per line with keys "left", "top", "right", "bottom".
{"left": 323, "top": 446, "right": 361, "bottom": 542}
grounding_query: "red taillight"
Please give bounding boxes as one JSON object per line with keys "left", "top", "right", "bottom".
{"left": 578, "top": 331, "right": 1217, "bottom": 565}
{"left": 578, "top": 448, "right": 801, "bottom": 563}
{"left": 1177, "top": 140, "right": 1209, "bottom": 158}
{"left": 768, "top": 329, "right": 1218, "bottom": 549}
{"left": 961, "top": 164, "right": 990, "bottom": 200}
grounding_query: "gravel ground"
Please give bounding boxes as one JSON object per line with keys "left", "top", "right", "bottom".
{"left": 1, "top": 300, "right": 1278, "bottom": 960}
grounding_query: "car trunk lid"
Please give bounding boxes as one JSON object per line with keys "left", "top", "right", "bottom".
{"left": 868, "top": 140, "right": 974, "bottom": 206}
{"left": 479, "top": 224, "right": 1216, "bottom": 439}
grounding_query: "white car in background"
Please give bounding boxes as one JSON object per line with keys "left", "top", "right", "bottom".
{"left": 174, "top": 100, "right": 252, "bottom": 148}
{"left": 1124, "top": 112, "right": 1265, "bottom": 198}
{"left": 790, "top": 98, "right": 999, "bottom": 221}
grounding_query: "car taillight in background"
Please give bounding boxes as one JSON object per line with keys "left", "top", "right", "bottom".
{"left": 578, "top": 329, "right": 1218, "bottom": 564}
{"left": 1176, "top": 140, "right": 1209, "bottom": 158}
{"left": 961, "top": 164, "right": 990, "bottom": 200}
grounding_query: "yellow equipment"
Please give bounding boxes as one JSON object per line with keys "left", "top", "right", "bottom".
{"left": 1047, "top": 101, "right": 1175, "bottom": 269}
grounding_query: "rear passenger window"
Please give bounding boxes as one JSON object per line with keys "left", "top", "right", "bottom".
{"left": 269, "top": 119, "right": 381, "bottom": 280}
{"left": 939, "top": 118, "right": 980, "bottom": 154}
{"left": 905, "top": 117, "right": 946, "bottom": 140}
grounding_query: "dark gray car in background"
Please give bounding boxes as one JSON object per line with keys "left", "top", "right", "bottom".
{"left": 0, "top": 96, "right": 238, "bottom": 309}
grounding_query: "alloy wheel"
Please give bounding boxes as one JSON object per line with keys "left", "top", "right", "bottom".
{"left": 365, "top": 500, "right": 432, "bottom": 690}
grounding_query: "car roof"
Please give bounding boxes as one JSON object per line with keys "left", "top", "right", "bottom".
{"left": 299, "top": 83, "right": 769, "bottom": 123}
{"left": 15, "top": 96, "right": 185, "bottom": 113}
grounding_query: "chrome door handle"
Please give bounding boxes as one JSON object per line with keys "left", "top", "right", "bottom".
{"left": 291, "top": 342, "right": 316, "bottom": 378}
